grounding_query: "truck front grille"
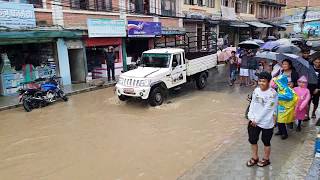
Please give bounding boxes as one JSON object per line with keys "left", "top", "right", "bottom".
{"left": 124, "top": 78, "right": 140, "bottom": 87}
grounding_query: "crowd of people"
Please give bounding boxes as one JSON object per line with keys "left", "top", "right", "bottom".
{"left": 225, "top": 46, "right": 320, "bottom": 167}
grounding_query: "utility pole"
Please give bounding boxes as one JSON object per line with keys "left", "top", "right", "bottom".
{"left": 300, "top": 0, "right": 310, "bottom": 33}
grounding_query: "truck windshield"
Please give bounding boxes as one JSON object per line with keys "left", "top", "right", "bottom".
{"left": 141, "top": 53, "right": 171, "bottom": 68}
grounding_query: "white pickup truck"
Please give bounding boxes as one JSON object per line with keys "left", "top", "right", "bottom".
{"left": 116, "top": 48, "right": 217, "bottom": 106}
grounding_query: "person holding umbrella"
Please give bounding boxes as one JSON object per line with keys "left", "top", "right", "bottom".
{"left": 279, "top": 59, "right": 299, "bottom": 88}
{"left": 301, "top": 47, "right": 311, "bottom": 64}
{"left": 307, "top": 57, "right": 320, "bottom": 119}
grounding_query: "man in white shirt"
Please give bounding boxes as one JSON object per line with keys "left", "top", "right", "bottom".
{"left": 246, "top": 72, "right": 278, "bottom": 167}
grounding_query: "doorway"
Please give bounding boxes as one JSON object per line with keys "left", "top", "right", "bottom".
{"left": 68, "top": 49, "right": 86, "bottom": 83}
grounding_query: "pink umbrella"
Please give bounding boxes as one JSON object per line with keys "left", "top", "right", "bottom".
{"left": 218, "top": 47, "right": 237, "bottom": 62}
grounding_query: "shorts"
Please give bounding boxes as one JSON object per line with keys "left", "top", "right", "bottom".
{"left": 239, "top": 68, "right": 249, "bottom": 77}
{"left": 249, "top": 69, "right": 258, "bottom": 81}
{"left": 248, "top": 121, "right": 273, "bottom": 146}
{"left": 230, "top": 69, "right": 237, "bottom": 81}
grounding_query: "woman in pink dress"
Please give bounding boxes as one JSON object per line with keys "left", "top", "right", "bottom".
{"left": 293, "top": 76, "right": 311, "bottom": 132}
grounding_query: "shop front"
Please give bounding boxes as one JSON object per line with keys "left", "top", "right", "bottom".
{"left": 126, "top": 20, "right": 161, "bottom": 63}
{"left": 86, "top": 19, "right": 126, "bottom": 80}
{"left": 0, "top": 30, "right": 79, "bottom": 96}
{"left": 0, "top": 2, "right": 78, "bottom": 96}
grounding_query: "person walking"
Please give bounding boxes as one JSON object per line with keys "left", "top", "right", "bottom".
{"left": 279, "top": 59, "right": 299, "bottom": 88}
{"left": 227, "top": 51, "right": 239, "bottom": 86}
{"left": 239, "top": 50, "right": 249, "bottom": 86}
{"left": 307, "top": 57, "right": 320, "bottom": 119}
{"left": 273, "top": 75, "right": 298, "bottom": 140}
{"left": 247, "top": 72, "right": 277, "bottom": 167}
{"left": 294, "top": 76, "right": 311, "bottom": 132}
{"left": 247, "top": 50, "right": 258, "bottom": 86}
{"left": 105, "top": 46, "right": 116, "bottom": 81}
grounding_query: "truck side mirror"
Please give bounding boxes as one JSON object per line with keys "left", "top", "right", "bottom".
{"left": 136, "top": 60, "right": 141, "bottom": 66}
{"left": 172, "top": 61, "right": 178, "bottom": 68}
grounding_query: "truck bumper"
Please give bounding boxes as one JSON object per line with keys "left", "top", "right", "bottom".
{"left": 115, "top": 84, "right": 151, "bottom": 100}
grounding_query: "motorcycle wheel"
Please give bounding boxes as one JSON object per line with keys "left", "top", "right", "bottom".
{"left": 58, "top": 90, "right": 68, "bottom": 102}
{"left": 23, "top": 100, "right": 32, "bottom": 112}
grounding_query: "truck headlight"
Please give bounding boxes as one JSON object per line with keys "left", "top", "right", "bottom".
{"left": 118, "top": 77, "right": 124, "bottom": 85}
{"left": 139, "top": 80, "right": 150, "bottom": 87}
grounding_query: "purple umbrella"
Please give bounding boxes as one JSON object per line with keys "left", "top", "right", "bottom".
{"left": 261, "top": 41, "right": 280, "bottom": 50}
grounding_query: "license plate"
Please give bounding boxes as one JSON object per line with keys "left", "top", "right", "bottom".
{"left": 124, "top": 88, "right": 134, "bottom": 94}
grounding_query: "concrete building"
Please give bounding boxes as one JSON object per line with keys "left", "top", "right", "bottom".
{"left": 283, "top": 0, "right": 320, "bottom": 38}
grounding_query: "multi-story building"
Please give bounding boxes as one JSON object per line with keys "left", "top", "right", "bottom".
{"left": 181, "top": 0, "right": 221, "bottom": 51}
{"left": 0, "top": 0, "right": 184, "bottom": 92}
{"left": 284, "top": 0, "right": 320, "bottom": 38}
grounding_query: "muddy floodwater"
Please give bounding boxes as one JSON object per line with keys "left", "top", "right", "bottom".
{"left": 0, "top": 67, "right": 251, "bottom": 180}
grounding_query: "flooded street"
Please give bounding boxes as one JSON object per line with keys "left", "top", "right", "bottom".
{"left": 0, "top": 66, "right": 251, "bottom": 180}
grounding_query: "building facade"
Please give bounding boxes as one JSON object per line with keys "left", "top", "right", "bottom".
{"left": 284, "top": 0, "right": 320, "bottom": 38}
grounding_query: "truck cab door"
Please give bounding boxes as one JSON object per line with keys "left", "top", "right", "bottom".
{"left": 169, "top": 53, "right": 187, "bottom": 87}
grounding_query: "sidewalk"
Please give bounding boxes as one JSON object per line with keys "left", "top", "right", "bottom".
{"left": 0, "top": 80, "right": 116, "bottom": 111}
{"left": 178, "top": 121, "right": 317, "bottom": 180}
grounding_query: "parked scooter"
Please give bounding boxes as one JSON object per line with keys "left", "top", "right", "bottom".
{"left": 18, "top": 76, "right": 68, "bottom": 112}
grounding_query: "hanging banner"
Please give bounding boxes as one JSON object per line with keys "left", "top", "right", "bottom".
{"left": 87, "top": 19, "right": 126, "bottom": 37}
{"left": 128, "top": 20, "right": 162, "bottom": 37}
{"left": 0, "top": 2, "right": 36, "bottom": 29}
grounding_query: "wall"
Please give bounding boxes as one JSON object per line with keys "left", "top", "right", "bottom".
{"left": 35, "top": 11, "right": 53, "bottom": 26}
{"left": 286, "top": 0, "right": 320, "bottom": 8}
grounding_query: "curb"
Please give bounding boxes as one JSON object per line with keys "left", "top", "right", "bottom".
{"left": 0, "top": 82, "right": 116, "bottom": 112}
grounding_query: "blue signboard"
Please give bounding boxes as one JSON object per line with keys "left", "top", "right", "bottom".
{"left": 0, "top": 2, "right": 36, "bottom": 29}
{"left": 128, "top": 21, "right": 161, "bottom": 37}
{"left": 87, "top": 19, "right": 126, "bottom": 37}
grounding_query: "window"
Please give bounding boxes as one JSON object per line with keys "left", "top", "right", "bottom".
{"left": 198, "top": 0, "right": 204, "bottom": 6}
{"left": 205, "top": 0, "right": 215, "bottom": 8}
{"left": 223, "top": 0, "right": 228, "bottom": 7}
{"left": 249, "top": 2, "right": 254, "bottom": 14}
{"left": 70, "top": 0, "right": 112, "bottom": 11}
{"left": 172, "top": 54, "right": 182, "bottom": 66}
{"left": 184, "top": 0, "right": 195, "bottom": 5}
{"left": 161, "top": 0, "right": 176, "bottom": 17}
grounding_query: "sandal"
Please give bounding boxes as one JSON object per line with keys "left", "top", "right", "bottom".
{"left": 246, "top": 158, "right": 259, "bottom": 167}
{"left": 257, "top": 158, "right": 271, "bottom": 167}
{"left": 311, "top": 114, "right": 316, "bottom": 119}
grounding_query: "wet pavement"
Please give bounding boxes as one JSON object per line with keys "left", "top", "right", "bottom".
{"left": 0, "top": 65, "right": 317, "bottom": 180}
{"left": 0, "top": 79, "right": 116, "bottom": 111}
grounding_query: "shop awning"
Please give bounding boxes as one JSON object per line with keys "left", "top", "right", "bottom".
{"left": 229, "top": 22, "right": 250, "bottom": 28}
{"left": 0, "top": 30, "right": 80, "bottom": 39}
{"left": 0, "top": 30, "right": 80, "bottom": 45}
{"left": 245, "top": 21, "right": 272, "bottom": 28}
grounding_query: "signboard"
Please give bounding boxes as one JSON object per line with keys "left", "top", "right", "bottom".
{"left": 221, "top": 6, "right": 237, "bottom": 21}
{"left": 293, "top": 21, "right": 320, "bottom": 38}
{"left": 0, "top": 2, "right": 36, "bottom": 29}
{"left": 128, "top": 21, "right": 161, "bottom": 37}
{"left": 87, "top": 19, "right": 126, "bottom": 37}
{"left": 283, "top": 8, "right": 320, "bottom": 23}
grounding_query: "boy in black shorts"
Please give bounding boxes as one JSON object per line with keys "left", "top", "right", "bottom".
{"left": 246, "top": 72, "right": 278, "bottom": 167}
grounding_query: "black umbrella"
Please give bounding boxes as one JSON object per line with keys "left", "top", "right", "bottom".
{"left": 277, "top": 53, "right": 318, "bottom": 84}
{"left": 308, "top": 41, "right": 320, "bottom": 51}
{"left": 239, "top": 40, "right": 260, "bottom": 49}
{"left": 272, "top": 44, "right": 301, "bottom": 55}
{"left": 310, "top": 51, "right": 320, "bottom": 61}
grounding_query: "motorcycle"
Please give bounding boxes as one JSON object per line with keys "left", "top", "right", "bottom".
{"left": 18, "top": 76, "right": 68, "bottom": 112}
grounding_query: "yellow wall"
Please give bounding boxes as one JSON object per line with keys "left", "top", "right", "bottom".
{"left": 182, "top": 3, "right": 221, "bottom": 15}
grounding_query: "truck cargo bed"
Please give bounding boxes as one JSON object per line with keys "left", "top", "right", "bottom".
{"left": 186, "top": 54, "right": 217, "bottom": 76}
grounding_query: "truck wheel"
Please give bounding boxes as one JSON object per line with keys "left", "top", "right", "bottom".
{"left": 196, "top": 73, "right": 207, "bottom": 90}
{"left": 118, "top": 95, "right": 129, "bottom": 101}
{"left": 148, "top": 87, "right": 165, "bottom": 106}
